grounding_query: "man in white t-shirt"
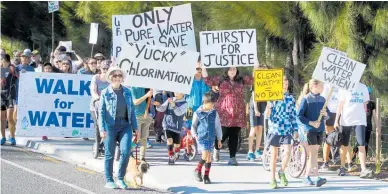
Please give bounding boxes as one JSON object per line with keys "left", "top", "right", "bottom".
{"left": 320, "top": 84, "right": 340, "bottom": 170}
{"left": 334, "top": 82, "right": 374, "bottom": 178}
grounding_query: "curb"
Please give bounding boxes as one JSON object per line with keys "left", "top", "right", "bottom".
{"left": 14, "top": 137, "right": 172, "bottom": 193}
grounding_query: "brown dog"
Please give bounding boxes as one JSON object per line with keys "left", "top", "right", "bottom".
{"left": 125, "top": 156, "right": 148, "bottom": 188}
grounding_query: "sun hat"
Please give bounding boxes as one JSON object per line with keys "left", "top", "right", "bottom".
{"left": 32, "top": 50, "right": 40, "bottom": 56}
{"left": 105, "top": 66, "right": 126, "bottom": 83}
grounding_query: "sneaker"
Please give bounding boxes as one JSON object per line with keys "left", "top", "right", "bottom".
{"left": 315, "top": 177, "right": 327, "bottom": 187}
{"left": 168, "top": 156, "right": 175, "bottom": 165}
{"left": 360, "top": 169, "right": 375, "bottom": 179}
{"left": 247, "top": 152, "right": 255, "bottom": 161}
{"left": 194, "top": 170, "right": 203, "bottom": 182}
{"left": 0, "top": 138, "right": 6, "bottom": 145}
{"left": 278, "top": 171, "right": 288, "bottom": 186}
{"left": 9, "top": 137, "right": 16, "bottom": 146}
{"left": 303, "top": 176, "right": 314, "bottom": 186}
{"left": 213, "top": 149, "right": 220, "bottom": 162}
{"left": 104, "top": 182, "right": 117, "bottom": 189}
{"left": 337, "top": 167, "right": 346, "bottom": 176}
{"left": 116, "top": 180, "right": 127, "bottom": 189}
{"left": 254, "top": 150, "right": 263, "bottom": 159}
{"left": 147, "top": 140, "right": 153, "bottom": 148}
{"left": 270, "top": 179, "right": 278, "bottom": 189}
{"left": 228, "top": 157, "right": 238, "bottom": 166}
{"left": 320, "top": 162, "right": 329, "bottom": 171}
{"left": 347, "top": 163, "right": 358, "bottom": 172}
{"left": 42, "top": 136, "right": 48, "bottom": 141}
{"left": 203, "top": 175, "right": 211, "bottom": 184}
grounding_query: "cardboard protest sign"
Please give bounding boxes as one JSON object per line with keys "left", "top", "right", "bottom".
{"left": 312, "top": 47, "right": 366, "bottom": 92}
{"left": 112, "top": 3, "right": 196, "bottom": 58}
{"left": 254, "top": 69, "right": 284, "bottom": 101}
{"left": 16, "top": 73, "right": 94, "bottom": 137}
{"left": 117, "top": 43, "right": 199, "bottom": 94}
{"left": 59, "top": 41, "right": 72, "bottom": 52}
{"left": 199, "top": 29, "right": 257, "bottom": 68}
{"left": 89, "top": 23, "right": 99, "bottom": 44}
{"left": 48, "top": 1, "right": 59, "bottom": 13}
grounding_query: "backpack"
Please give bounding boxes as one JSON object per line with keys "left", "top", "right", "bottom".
{"left": 164, "top": 101, "right": 187, "bottom": 132}
{"left": 326, "top": 127, "right": 342, "bottom": 147}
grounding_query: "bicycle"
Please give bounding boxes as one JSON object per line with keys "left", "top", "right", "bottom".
{"left": 262, "top": 138, "right": 307, "bottom": 178}
{"left": 173, "top": 128, "right": 198, "bottom": 162}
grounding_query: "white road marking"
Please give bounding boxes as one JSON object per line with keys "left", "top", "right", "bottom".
{"left": 1, "top": 158, "right": 96, "bottom": 194}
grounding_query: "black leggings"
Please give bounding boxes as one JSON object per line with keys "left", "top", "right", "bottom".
{"left": 215, "top": 126, "right": 241, "bottom": 158}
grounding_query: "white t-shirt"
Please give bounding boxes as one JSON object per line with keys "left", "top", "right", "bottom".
{"left": 321, "top": 83, "right": 340, "bottom": 113}
{"left": 339, "top": 83, "right": 369, "bottom": 126}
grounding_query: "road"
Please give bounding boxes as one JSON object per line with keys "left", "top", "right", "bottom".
{"left": 0, "top": 146, "right": 170, "bottom": 194}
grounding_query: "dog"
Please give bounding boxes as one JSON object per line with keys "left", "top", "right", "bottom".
{"left": 125, "top": 156, "right": 148, "bottom": 188}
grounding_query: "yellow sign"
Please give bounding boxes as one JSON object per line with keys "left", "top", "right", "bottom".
{"left": 254, "top": 69, "right": 284, "bottom": 102}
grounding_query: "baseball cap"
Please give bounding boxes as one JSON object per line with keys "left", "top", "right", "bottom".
{"left": 94, "top": 53, "right": 106, "bottom": 59}
{"left": 21, "top": 49, "right": 32, "bottom": 57}
{"left": 32, "top": 50, "right": 40, "bottom": 56}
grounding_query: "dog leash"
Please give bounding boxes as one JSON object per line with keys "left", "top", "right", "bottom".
{"left": 134, "top": 134, "right": 139, "bottom": 165}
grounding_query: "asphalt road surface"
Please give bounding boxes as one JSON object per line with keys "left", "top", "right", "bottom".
{"left": 1, "top": 146, "right": 171, "bottom": 194}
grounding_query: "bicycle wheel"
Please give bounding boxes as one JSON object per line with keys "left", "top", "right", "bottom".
{"left": 262, "top": 144, "right": 271, "bottom": 171}
{"left": 288, "top": 143, "right": 307, "bottom": 178}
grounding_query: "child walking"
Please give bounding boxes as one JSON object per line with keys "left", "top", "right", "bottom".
{"left": 156, "top": 92, "right": 188, "bottom": 165}
{"left": 266, "top": 76, "right": 299, "bottom": 189}
{"left": 297, "top": 79, "right": 328, "bottom": 187}
{"left": 192, "top": 92, "right": 222, "bottom": 184}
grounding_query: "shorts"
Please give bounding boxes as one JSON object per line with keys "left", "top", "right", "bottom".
{"left": 1, "top": 97, "right": 15, "bottom": 111}
{"left": 325, "top": 112, "right": 336, "bottom": 126}
{"left": 166, "top": 130, "right": 181, "bottom": 144}
{"left": 340, "top": 125, "right": 366, "bottom": 146}
{"left": 267, "top": 133, "right": 292, "bottom": 147}
{"left": 136, "top": 115, "right": 153, "bottom": 140}
{"left": 249, "top": 107, "right": 264, "bottom": 127}
{"left": 307, "top": 132, "right": 323, "bottom": 145}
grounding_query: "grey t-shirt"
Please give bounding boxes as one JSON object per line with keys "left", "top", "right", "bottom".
{"left": 113, "top": 87, "right": 127, "bottom": 119}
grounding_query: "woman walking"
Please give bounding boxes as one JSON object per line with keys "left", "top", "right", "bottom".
{"left": 99, "top": 66, "right": 139, "bottom": 189}
{"left": 202, "top": 66, "right": 252, "bottom": 165}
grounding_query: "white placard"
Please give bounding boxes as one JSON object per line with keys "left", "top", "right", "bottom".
{"left": 48, "top": 1, "right": 59, "bottom": 13}
{"left": 16, "top": 73, "right": 94, "bottom": 137}
{"left": 89, "top": 23, "right": 99, "bottom": 44}
{"left": 312, "top": 47, "right": 366, "bottom": 92}
{"left": 199, "top": 29, "right": 257, "bottom": 68}
{"left": 59, "top": 41, "right": 72, "bottom": 52}
{"left": 117, "top": 43, "right": 199, "bottom": 94}
{"left": 112, "top": 3, "right": 196, "bottom": 58}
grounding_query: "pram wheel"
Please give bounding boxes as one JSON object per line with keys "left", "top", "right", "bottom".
{"left": 183, "top": 141, "right": 197, "bottom": 161}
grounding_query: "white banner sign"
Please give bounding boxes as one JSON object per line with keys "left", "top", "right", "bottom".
{"left": 48, "top": 1, "right": 59, "bottom": 13}
{"left": 112, "top": 3, "right": 196, "bottom": 58}
{"left": 117, "top": 43, "right": 199, "bottom": 94}
{"left": 16, "top": 73, "right": 94, "bottom": 137}
{"left": 89, "top": 23, "right": 99, "bottom": 44}
{"left": 199, "top": 29, "right": 257, "bottom": 68}
{"left": 312, "top": 47, "right": 366, "bottom": 91}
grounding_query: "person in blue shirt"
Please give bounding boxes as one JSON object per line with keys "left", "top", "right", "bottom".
{"left": 186, "top": 62, "right": 209, "bottom": 113}
{"left": 297, "top": 79, "right": 329, "bottom": 187}
{"left": 130, "top": 87, "right": 153, "bottom": 161}
{"left": 11, "top": 49, "right": 35, "bottom": 145}
{"left": 265, "top": 76, "right": 298, "bottom": 189}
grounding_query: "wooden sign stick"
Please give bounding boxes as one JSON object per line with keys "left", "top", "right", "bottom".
{"left": 317, "top": 86, "right": 334, "bottom": 123}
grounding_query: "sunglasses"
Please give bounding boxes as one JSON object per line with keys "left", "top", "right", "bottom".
{"left": 196, "top": 68, "right": 202, "bottom": 71}
{"left": 89, "top": 62, "right": 97, "bottom": 64}
{"left": 112, "top": 74, "right": 123, "bottom": 78}
{"left": 102, "top": 68, "right": 109, "bottom": 71}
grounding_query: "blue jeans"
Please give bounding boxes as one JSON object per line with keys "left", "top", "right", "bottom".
{"left": 104, "top": 118, "right": 132, "bottom": 182}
